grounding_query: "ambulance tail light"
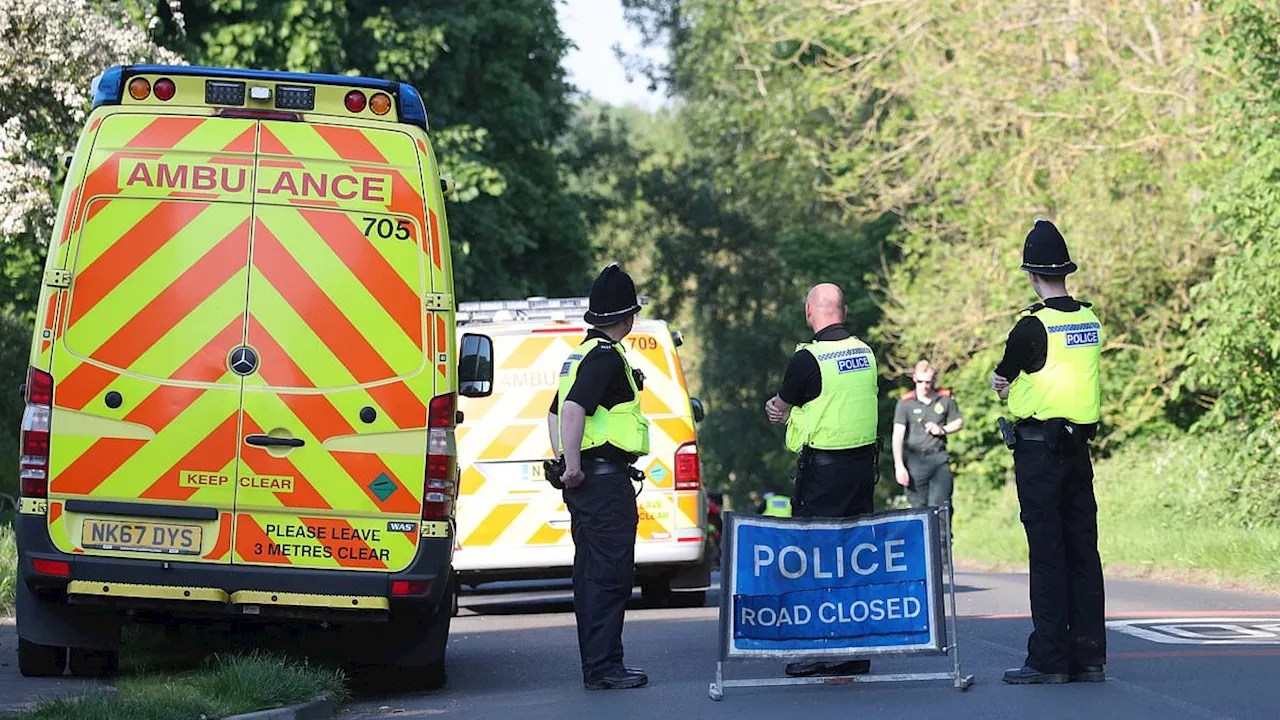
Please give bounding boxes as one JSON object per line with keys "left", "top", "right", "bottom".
{"left": 423, "top": 393, "right": 457, "bottom": 521}
{"left": 20, "top": 367, "right": 53, "bottom": 499}
{"left": 674, "top": 441, "right": 701, "bottom": 491}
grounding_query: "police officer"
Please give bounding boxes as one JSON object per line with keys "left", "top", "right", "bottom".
{"left": 760, "top": 492, "right": 793, "bottom": 517}
{"left": 547, "top": 263, "right": 650, "bottom": 691}
{"left": 764, "top": 282, "right": 879, "bottom": 678}
{"left": 991, "top": 220, "right": 1106, "bottom": 685}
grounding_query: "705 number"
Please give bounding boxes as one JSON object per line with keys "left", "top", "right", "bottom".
{"left": 362, "top": 216, "right": 412, "bottom": 241}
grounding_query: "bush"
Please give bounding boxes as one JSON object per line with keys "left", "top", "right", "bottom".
{"left": 0, "top": 313, "right": 31, "bottom": 509}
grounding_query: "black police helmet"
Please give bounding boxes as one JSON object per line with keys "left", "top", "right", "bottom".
{"left": 584, "top": 263, "right": 641, "bottom": 326}
{"left": 1020, "top": 219, "right": 1077, "bottom": 276}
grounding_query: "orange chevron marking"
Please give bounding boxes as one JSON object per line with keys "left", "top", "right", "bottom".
{"left": 259, "top": 125, "right": 291, "bottom": 156}
{"left": 463, "top": 503, "right": 526, "bottom": 547}
{"left": 204, "top": 513, "right": 233, "bottom": 560}
{"left": 51, "top": 437, "right": 147, "bottom": 496}
{"left": 428, "top": 209, "right": 442, "bottom": 269}
{"left": 49, "top": 501, "right": 62, "bottom": 525}
{"left": 222, "top": 126, "right": 256, "bottom": 153}
{"left": 297, "top": 209, "right": 421, "bottom": 347}
{"left": 59, "top": 220, "right": 249, "bottom": 408}
{"left": 251, "top": 222, "right": 397, "bottom": 384}
{"left": 313, "top": 125, "right": 388, "bottom": 165}
{"left": 56, "top": 185, "right": 82, "bottom": 246}
{"left": 125, "top": 117, "right": 205, "bottom": 150}
{"left": 68, "top": 201, "right": 211, "bottom": 326}
{"left": 124, "top": 321, "right": 240, "bottom": 430}
{"left": 331, "top": 452, "right": 420, "bottom": 514}
{"left": 139, "top": 414, "right": 238, "bottom": 501}
{"left": 234, "top": 515, "right": 291, "bottom": 565}
{"left": 57, "top": 364, "right": 119, "bottom": 412}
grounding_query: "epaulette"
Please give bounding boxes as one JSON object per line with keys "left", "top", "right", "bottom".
{"left": 937, "top": 388, "right": 952, "bottom": 397}
{"left": 1079, "top": 300, "right": 1093, "bottom": 308}
{"left": 1019, "top": 302, "right": 1045, "bottom": 317}
{"left": 899, "top": 391, "right": 915, "bottom": 401}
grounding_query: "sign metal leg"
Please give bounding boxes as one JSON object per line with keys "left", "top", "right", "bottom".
{"left": 943, "top": 503, "right": 975, "bottom": 691}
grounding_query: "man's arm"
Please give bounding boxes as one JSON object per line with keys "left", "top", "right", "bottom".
{"left": 943, "top": 397, "right": 964, "bottom": 434}
{"left": 766, "top": 349, "right": 819, "bottom": 422}
{"left": 557, "top": 401, "right": 587, "bottom": 488}
{"left": 892, "top": 422, "right": 910, "bottom": 487}
{"left": 993, "top": 316, "right": 1045, "bottom": 399}
{"left": 546, "top": 411, "right": 561, "bottom": 455}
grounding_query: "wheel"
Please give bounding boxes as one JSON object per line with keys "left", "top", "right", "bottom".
{"left": 18, "top": 639, "right": 66, "bottom": 677}
{"left": 640, "top": 578, "right": 672, "bottom": 607}
{"left": 421, "top": 658, "right": 447, "bottom": 690}
{"left": 669, "top": 591, "right": 707, "bottom": 608}
{"left": 69, "top": 647, "right": 119, "bottom": 677}
{"left": 450, "top": 576, "right": 460, "bottom": 617}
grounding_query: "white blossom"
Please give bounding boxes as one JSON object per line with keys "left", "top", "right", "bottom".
{"left": 0, "top": 0, "right": 184, "bottom": 246}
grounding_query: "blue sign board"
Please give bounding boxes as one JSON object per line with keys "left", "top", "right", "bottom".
{"left": 720, "top": 509, "right": 945, "bottom": 659}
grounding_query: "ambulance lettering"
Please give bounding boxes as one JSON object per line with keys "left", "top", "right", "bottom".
{"left": 122, "top": 160, "right": 248, "bottom": 193}
{"left": 257, "top": 168, "right": 389, "bottom": 203}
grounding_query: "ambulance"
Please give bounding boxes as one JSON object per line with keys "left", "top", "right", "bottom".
{"left": 14, "top": 64, "right": 494, "bottom": 685}
{"left": 453, "top": 298, "right": 711, "bottom": 606}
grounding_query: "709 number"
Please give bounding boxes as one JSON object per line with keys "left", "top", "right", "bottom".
{"left": 362, "top": 216, "right": 413, "bottom": 241}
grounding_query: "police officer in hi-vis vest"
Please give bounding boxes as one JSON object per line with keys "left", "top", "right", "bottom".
{"left": 547, "top": 263, "right": 650, "bottom": 691}
{"left": 764, "top": 282, "right": 879, "bottom": 678}
{"left": 991, "top": 220, "right": 1106, "bottom": 685}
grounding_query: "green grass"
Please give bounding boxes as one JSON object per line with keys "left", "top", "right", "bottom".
{"left": 1, "top": 518, "right": 15, "bottom": 616}
{"left": 954, "top": 434, "right": 1280, "bottom": 590}
{"left": 4, "top": 652, "right": 347, "bottom": 720}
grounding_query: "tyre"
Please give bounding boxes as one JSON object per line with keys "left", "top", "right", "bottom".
{"left": 669, "top": 590, "right": 707, "bottom": 608}
{"left": 68, "top": 647, "right": 119, "bottom": 678}
{"left": 18, "top": 639, "right": 66, "bottom": 677}
{"left": 640, "top": 578, "right": 672, "bottom": 607}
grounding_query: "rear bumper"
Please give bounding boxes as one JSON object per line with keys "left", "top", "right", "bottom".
{"left": 455, "top": 539, "right": 706, "bottom": 585}
{"left": 15, "top": 512, "right": 452, "bottom": 623}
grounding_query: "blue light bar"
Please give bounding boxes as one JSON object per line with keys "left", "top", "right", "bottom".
{"left": 88, "top": 65, "right": 431, "bottom": 129}
{"left": 90, "top": 67, "right": 124, "bottom": 109}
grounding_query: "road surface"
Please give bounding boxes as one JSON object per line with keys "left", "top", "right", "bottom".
{"left": 345, "top": 571, "right": 1280, "bottom": 720}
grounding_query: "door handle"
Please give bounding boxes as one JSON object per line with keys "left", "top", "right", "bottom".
{"left": 245, "top": 435, "right": 305, "bottom": 448}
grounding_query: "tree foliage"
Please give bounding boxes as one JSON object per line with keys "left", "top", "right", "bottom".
{"left": 151, "top": 0, "right": 589, "bottom": 299}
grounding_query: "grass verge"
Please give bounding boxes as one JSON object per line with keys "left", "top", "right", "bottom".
{"left": 1, "top": 516, "right": 15, "bottom": 616}
{"left": 4, "top": 652, "right": 347, "bottom": 720}
{"left": 954, "top": 433, "right": 1280, "bottom": 593}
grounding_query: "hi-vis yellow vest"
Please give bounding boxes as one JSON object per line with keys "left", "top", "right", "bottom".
{"left": 785, "top": 336, "right": 879, "bottom": 453}
{"left": 1007, "top": 305, "right": 1103, "bottom": 424}
{"left": 558, "top": 338, "right": 650, "bottom": 456}
{"left": 762, "top": 495, "right": 792, "bottom": 517}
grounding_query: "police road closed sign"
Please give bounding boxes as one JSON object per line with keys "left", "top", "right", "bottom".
{"left": 720, "top": 510, "right": 946, "bottom": 659}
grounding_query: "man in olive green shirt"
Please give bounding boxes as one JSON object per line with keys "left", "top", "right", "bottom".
{"left": 892, "top": 361, "right": 963, "bottom": 509}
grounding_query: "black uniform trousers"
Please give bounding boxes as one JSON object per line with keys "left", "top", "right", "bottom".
{"left": 1014, "top": 440, "right": 1106, "bottom": 673}
{"left": 792, "top": 445, "right": 877, "bottom": 519}
{"left": 563, "top": 471, "right": 638, "bottom": 682}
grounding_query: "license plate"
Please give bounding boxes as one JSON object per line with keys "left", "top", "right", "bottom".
{"left": 81, "top": 519, "right": 202, "bottom": 555}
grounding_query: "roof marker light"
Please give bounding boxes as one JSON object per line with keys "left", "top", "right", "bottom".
{"left": 128, "top": 77, "right": 151, "bottom": 100}
{"left": 345, "top": 90, "right": 367, "bottom": 113}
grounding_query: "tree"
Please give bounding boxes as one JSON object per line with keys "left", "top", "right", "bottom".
{"left": 0, "top": 0, "right": 180, "bottom": 319}
{"left": 151, "top": 0, "right": 590, "bottom": 299}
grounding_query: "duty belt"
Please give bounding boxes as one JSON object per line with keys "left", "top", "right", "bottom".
{"left": 581, "top": 457, "right": 636, "bottom": 476}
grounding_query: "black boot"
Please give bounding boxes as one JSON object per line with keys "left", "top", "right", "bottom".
{"left": 1002, "top": 666, "right": 1069, "bottom": 684}
{"left": 584, "top": 668, "right": 649, "bottom": 690}
{"left": 1070, "top": 664, "right": 1105, "bottom": 682}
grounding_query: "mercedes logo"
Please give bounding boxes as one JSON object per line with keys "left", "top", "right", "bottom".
{"left": 228, "top": 346, "right": 259, "bottom": 376}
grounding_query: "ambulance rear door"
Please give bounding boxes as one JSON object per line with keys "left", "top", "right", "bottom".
{"left": 232, "top": 118, "right": 440, "bottom": 573}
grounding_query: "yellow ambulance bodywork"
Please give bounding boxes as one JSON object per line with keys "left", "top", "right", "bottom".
{"left": 15, "top": 65, "right": 474, "bottom": 677}
{"left": 454, "top": 316, "right": 710, "bottom": 601}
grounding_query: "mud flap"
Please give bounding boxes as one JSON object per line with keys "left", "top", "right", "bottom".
{"left": 670, "top": 546, "right": 712, "bottom": 593}
{"left": 17, "top": 578, "right": 123, "bottom": 651}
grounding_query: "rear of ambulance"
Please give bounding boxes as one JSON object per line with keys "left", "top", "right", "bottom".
{"left": 453, "top": 299, "right": 710, "bottom": 605}
{"left": 15, "top": 65, "right": 482, "bottom": 680}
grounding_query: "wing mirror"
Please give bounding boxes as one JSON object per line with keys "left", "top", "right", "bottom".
{"left": 690, "top": 397, "right": 705, "bottom": 423}
{"left": 440, "top": 176, "right": 456, "bottom": 199}
{"left": 458, "top": 333, "right": 493, "bottom": 398}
